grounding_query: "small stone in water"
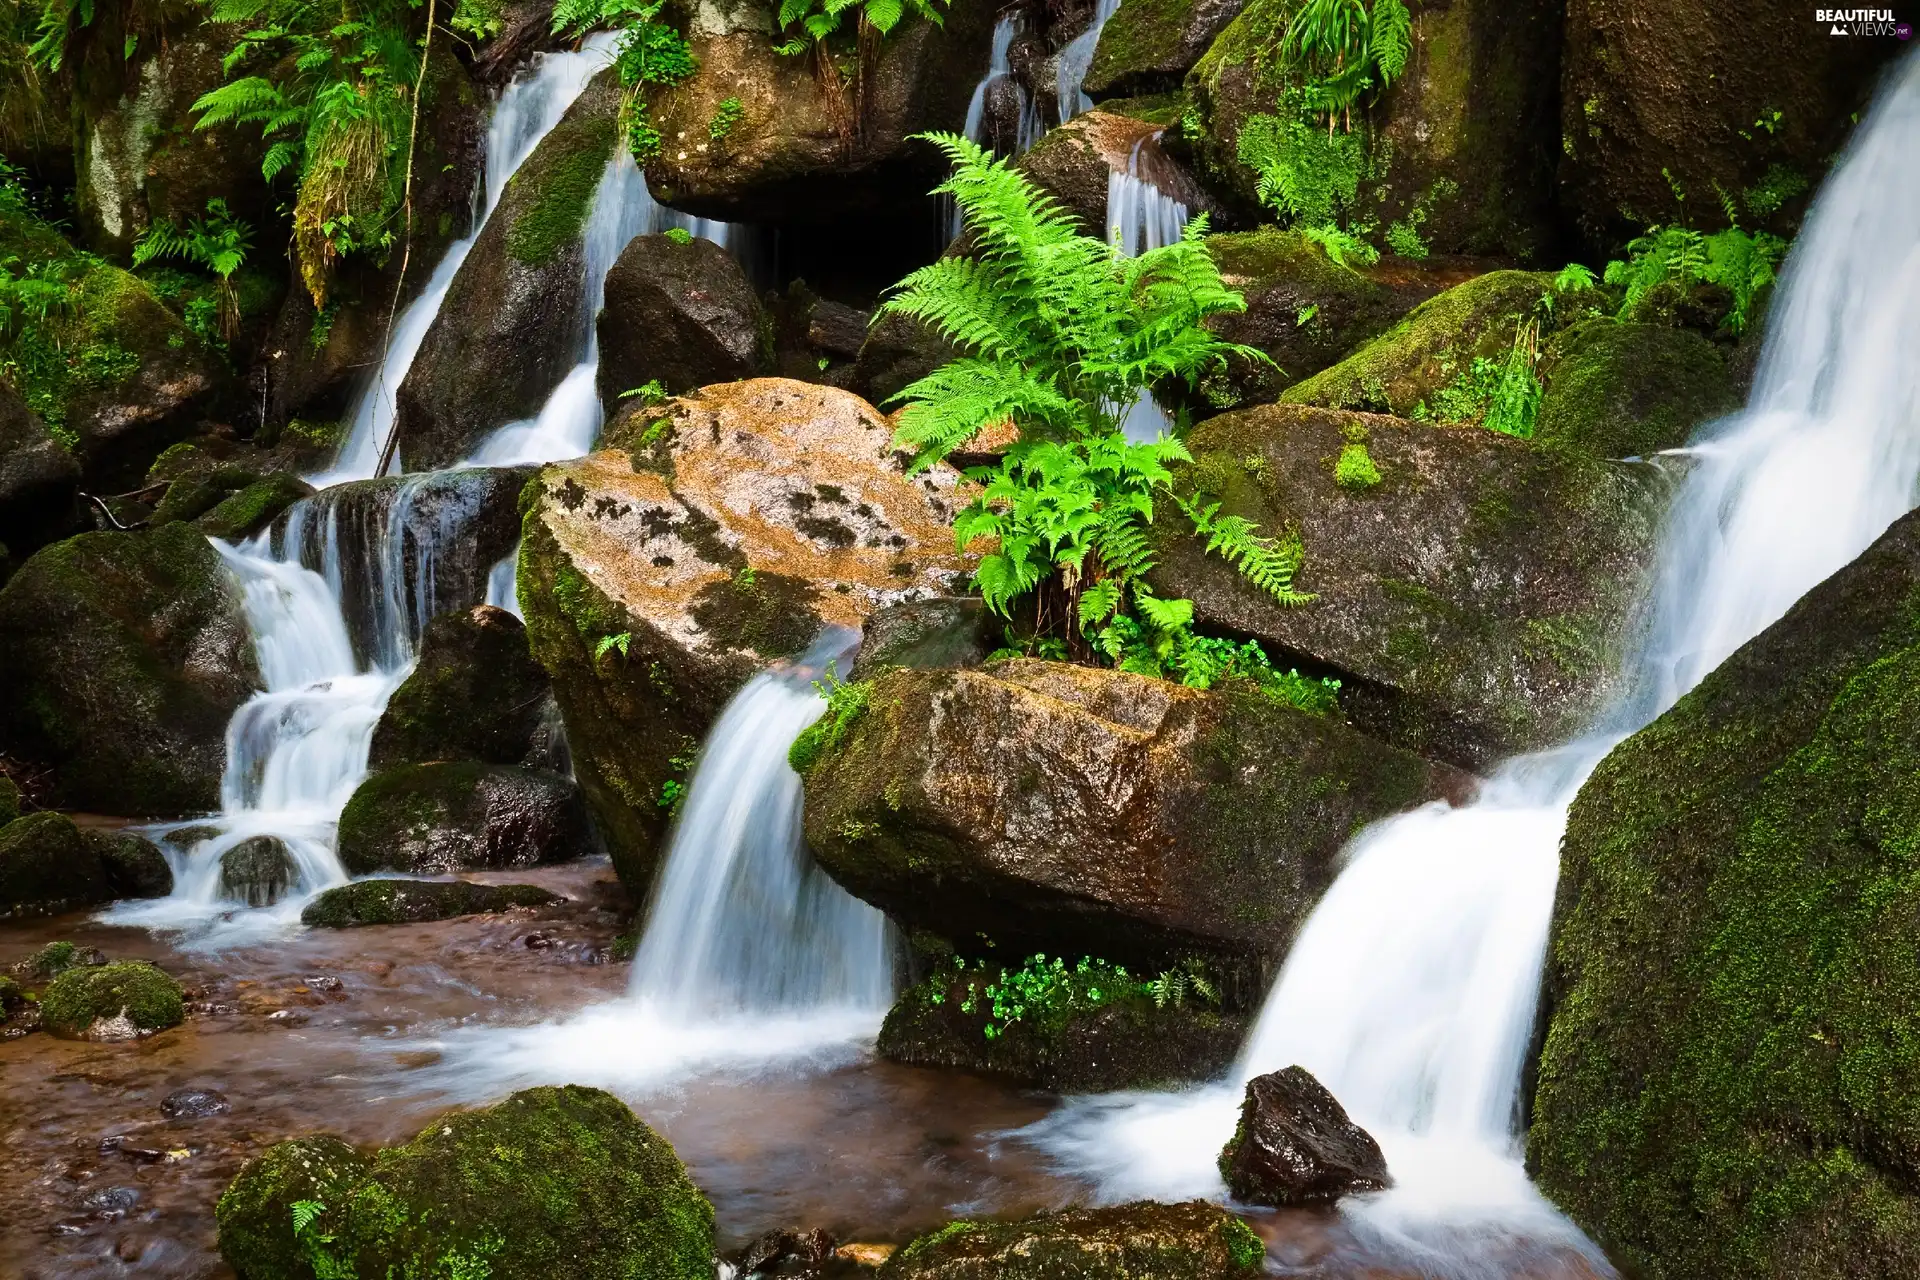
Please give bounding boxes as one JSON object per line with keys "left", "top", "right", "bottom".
{"left": 160, "top": 1088, "right": 230, "bottom": 1120}
{"left": 83, "top": 1186, "right": 140, "bottom": 1218}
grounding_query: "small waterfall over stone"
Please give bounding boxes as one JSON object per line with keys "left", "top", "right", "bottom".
{"left": 316, "top": 34, "right": 620, "bottom": 486}
{"left": 1055, "top": 0, "right": 1121, "bottom": 123}
{"left": 1023, "top": 50, "right": 1920, "bottom": 1268}
{"left": 947, "top": 13, "right": 1047, "bottom": 241}
{"left": 1108, "top": 133, "right": 1184, "bottom": 443}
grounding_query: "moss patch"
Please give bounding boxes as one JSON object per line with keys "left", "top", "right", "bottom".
{"left": 505, "top": 113, "right": 619, "bottom": 267}
{"left": 39, "top": 960, "right": 184, "bottom": 1038}
{"left": 1534, "top": 318, "right": 1740, "bottom": 459}
{"left": 880, "top": 1201, "right": 1265, "bottom": 1279}
{"left": 302, "top": 879, "right": 563, "bottom": 927}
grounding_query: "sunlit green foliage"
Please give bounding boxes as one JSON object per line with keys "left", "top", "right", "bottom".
{"left": 550, "top": 0, "right": 697, "bottom": 165}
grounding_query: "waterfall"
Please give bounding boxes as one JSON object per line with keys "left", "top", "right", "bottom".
{"left": 948, "top": 15, "right": 1048, "bottom": 240}
{"left": 1108, "top": 133, "right": 1185, "bottom": 443}
{"left": 315, "top": 34, "right": 621, "bottom": 487}
{"left": 1023, "top": 49, "right": 1920, "bottom": 1263}
{"left": 1056, "top": 0, "right": 1121, "bottom": 123}
{"left": 464, "top": 156, "right": 733, "bottom": 467}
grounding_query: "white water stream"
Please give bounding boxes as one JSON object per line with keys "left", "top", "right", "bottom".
{"left": 1056, "top": 0, "right": 1121, "bottom": 122}
{"left": 1108, "top": 133, "right": 1185, "bottom": 443}
{"left": 1025, "top": 48, "right": 1920, "bottom": 1270}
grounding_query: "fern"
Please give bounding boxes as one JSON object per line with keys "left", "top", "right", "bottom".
{"left": 132, "top": 198, "right": 252, "bottom": 340}
{"left": 1183, "top": 498, "right": 1315, "bottom": 606}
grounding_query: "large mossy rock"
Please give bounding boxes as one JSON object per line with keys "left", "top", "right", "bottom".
{"left": 394, "top": 73, "right": 619, "bottom": 471}
{"left": 594, "top": 232, "right": 767, "bottom": 413}
{"left": 1150, "top": 403, "right": 1667, "bottom": 770}
{"left": 1531, "top": 505, "right": 1920, "bottom": 1279}
{"left": 0, "top": 381, "right": 81, "bottom": 559}
{"left": 39, "top": 960, "right": 185, "bottom": 1040}
{"left": 1534, "top": 318, "right": 1740, "bottom": 460}
{"left": 1184, "top": 0, "right": 1562, "bottom": 258}
{"left": 1559, "top": 0, "right": 1898, "bottom": 247}
{"left": 879, "top": 1202, "right": 1265, "bottom": 1280}
{"left": 0, "top": 812, "right": 172, "bottom": 916}
{"left": 799, "top": 661, "right": 1456, "bottom": 987}
{"left": 0, "top": 524, "right": 260, "bottom": 815}
{"left": 218, "top": 1086, "right": 715, "bottom": 1280}
{"left": 1279, "top": 270, "right": 1554, "bottom": 416}
{"left": 641, "top": 0, "right": 994, "bottom": 222}
{"left": 151, "top": 465, "right": 314, "bottom": 541}
{"left": 369, "top": 605, "right": 554, "bottom": 769}
{"left": 336, "top": 763, "right": 589, "bottom": 876}
{"left": 1084, "top": 0, "right": 1248, "bottom": 99}
{"left": 302, "top": 879, "right": 563, "bottom": 928}
{"left": 520, "top": 378, "right": 972, "bottom": 898}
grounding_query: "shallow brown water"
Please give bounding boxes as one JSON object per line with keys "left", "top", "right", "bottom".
{"left": 1, "top": 860, "right": 1609, "bottom": 1280}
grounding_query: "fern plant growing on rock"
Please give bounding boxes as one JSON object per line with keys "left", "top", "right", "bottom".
{"left": 883, "top": 133, "right": 1315, "bottom": 686}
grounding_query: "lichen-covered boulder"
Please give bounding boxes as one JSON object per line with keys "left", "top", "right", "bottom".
{"left": 879, "top": 1202, "right": 1266, "bottom": 1279}
{"left": 1559, "top": 0, "right": 1898, "bottom": 247}
{"left": 1150, "top": 403, "right": 1668, "bottom": 769}
{"left": 594, "top": 232, "right": 767, "bottom": 413}
{"left": 369, "top": 605, "right": 554, "bottom": 769}
{"left": 1084, "top": 0, "right": 1249, "bottom": 99}
{"left": 1199, "top": 228, "right": 1446, "bottom": 409}
{"left": 1532, "top": 504, "right": 1920, "bottom": 1280}
{"left": 39, "top": 960, "right": 185, "bottom": 1040}
{"left": 800, "top": 661, "right": 1456, "bottom": 987}
{"left": 219, "top": 836, "right": 297, "bottom": 908}
{"left": 1017, "top": 110, "right": 1213, "bottom": 237}
{"left": 1534, "top": 318, "right": 1740, "bottom": 459}
{"left": 0, "top": 380, "right": 81, "bottom": 559}
{"left": 1184, "top": 0, "right": 1562, "bottom": 258}
{"left": 880, "top": 959, "right": 1247, "bottom": 1091}
{"left": 395, "top": 72, "right": 619, "bottom": 471}
{"left": 218, "top": 1086, "right": 715, "bottom": 1280}
{"left": 1218, "top": 1066, "right": 1390, "bottom": 1205}
{"left": 336, "top": 763, "right": 590, "bottom": 876}
{"left": 0, "top": 525, "right": 260, "bottom": 815}
{"left": 520, "top": 378, "right": 973, "bottom": 898}
{"left": 641, "top": 0, "right": 994, "bottom": 222}
{"left": 302, "top": 879, "right": 563, "bottom": 928}
{"left": 0, "top": 812, "right": 113, "bottom": 918}
{"left": 1280, "top": 270, "right": 1554, "bottom": 415}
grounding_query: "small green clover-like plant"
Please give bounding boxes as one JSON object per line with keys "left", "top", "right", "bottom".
{"left": 662, "top": 227, "right": 694, "bottom": 246}
{"left": 709, "top": 96, "right": 744, "bottom": 141}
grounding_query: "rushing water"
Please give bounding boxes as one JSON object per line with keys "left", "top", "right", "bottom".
{"left": 314, "top": 35, "right": 620, "bottom": 487}
{"left": 1108, "top": 133, "right": 1185, "bottom": 443}
{"left": 1024, "top": 48, "right": 1920, "bottom": 1271}
{"left": 1056, "top": 0, "right": 1121, "bottom": 122}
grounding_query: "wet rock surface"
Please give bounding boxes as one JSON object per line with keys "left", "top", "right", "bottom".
{"left": 369, "top": 605, "right": 555, "bottom": 769}
{"left": 879, "top": 1201, "right": 1267, "bottom": 1279}
{"left": 1218, "top": 1066, "right": 1391, "bottom": 1205}
{"left": 337, "top": 763, "right": 590, "bottom": 876}
{"left": 596, "top": 232, "right": 768, "bottom": 408}
{"left": 850, "top": 596, "right": 998, "bottom": 679}
{"left": 218, "top": 836, "right": 297, "bottom": 908}
{"left": 1535, "top": 318, "right": 1741, "bottom": 459}
{"left": 160, "top": 1087, "right": 231, "bottom": 1120}
{"left": 1017, "top": 110, "right": 1214, "bottom": 236}
{"left": 302, "top": 878, "right": 565, "bottom": 927}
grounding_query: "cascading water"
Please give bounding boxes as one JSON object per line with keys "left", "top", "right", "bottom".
{"left": 1025, "top": 49, "right": 1920, "bottom": 1270}
{"left": 1107, "top": 134, "right": 1185, "bottom": 443}
{"left": 948, "top": 14, "right": 1047, "bottom": 239}
{"left": 314, "top": 34, "right": 621, "bottom": 487}
{"left": 1055, "top": 0, "right": 1121, "bottom": 122}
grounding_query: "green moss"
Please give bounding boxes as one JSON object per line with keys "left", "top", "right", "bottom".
{"left": 196, "top": 474, "right": 310, "bottom": 540}
{"left": 216, "top": 1137, "right": 372, "bottom": 1280}
{"left": 880, "top": 1201, "right": 1265, "bottom": 1279}
{"left": 38, "top": 960, "right": 184, "bottom": 1037}
{"left": 302, "top": 879, "right": 562, "bottom": 927}
{"left": 0, "top": 776, "right": 18, "bottom": 826}
{"left": 1333, "top": 441, "right": 1381, "bottom": 489}
{"left": 505, "top": 114, "right": 619, "bottom": 267}
{"left": 1534, "top": 318, "right": 1740, "bottom": 459}
{"left": 1085, "top": 0, "right": 1198, "bottom": 93}
{"left": 25, "top": 939, "right": 80, "bottom": 976}
{"left": 788, "top": 678, "right": 869, "bottom": 773}
{"left": 687, "top": 570, "right": 820, "bottom": 661}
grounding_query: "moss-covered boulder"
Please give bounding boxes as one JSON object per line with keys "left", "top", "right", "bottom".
{"left": 369, "top": 605, "right": 554, "bottom": 769}
{"left": 879, "top": 1202, "right": 1265, "bottom": 1279}
{"left": 219, "top": 836, "right": 297, "bottom": 908}
{"left": 1183, "top": 0, "right": 1562, "bottom": 258}
{"left": 0, "top": 524, "right": 261, "bottom": 815}
{"left": 800, "top": 661, "right": 1457, "bottom": 989}
{"left": 151, "top": 467, "right": 314, "bottom": 541}
{"left": 0, "top": 776, "right": 20, "bottom": 826}
{"left": 0, "top": 812, "right": 114, "bottom": 917}
{"left": 0, "top": 379, "right": 81, "bottom": 560}
{"left": 1279, "top": 270, "right": 1554, "bottom": 415}
{"left": 302, "top": 878, "right": 564, "bottom": 928}
{"left": 394, "top": 72, "right": 619, "bottom": 471}
{"left": 880, "top": 957, "right": 1247, "bottom": 1091}
{"left": 218, "top": 1086, "right": 715, "bottom": 1280}
{"left": 1149, "top": 403, "right": 1668, "bottom": 770}
{"left": 17, "top": 939, "right": 108, "bottom": 979}
{"left": 336, "top": 763, "right": 590, "bottom": 876}
{"left": 1199, "top": 227, "right": 1447, "bottom": 409}
{"left": 1559, "top": 0, "right": 1898, "bottom": 248}
{"left": 595, "top": 232, "right": 768, "bottom": 414}
{"left": 521, "top": 378, "right": 973, "bottom": 898}
{"left": 1534, "top": 318, "right": 1741, "bottom": 459}
{"left": 88, "top": 828, "right": 173, "bottom": 899}
{"left": 1084, "top": 0, "right": 1248, "bottom": 100}
{"left": 40, "top": 960, "right": 184, "bottom": 1039}
{"left": 640, "top": 0, "right": 994, "bottom": 223}
{"left": 1531, "top": 504, "right": 1920, "bottom": 1279}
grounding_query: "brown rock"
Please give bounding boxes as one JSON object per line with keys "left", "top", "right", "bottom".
{"left": 1219, "top": 1066, "right": 1392, "bottom": 1205}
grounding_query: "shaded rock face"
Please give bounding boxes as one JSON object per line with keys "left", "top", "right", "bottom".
{"left": 642, "top": 0, "right": 995, "bottom": 223}
{"left": 1560, "top": 0, "right": 1897, "bottom": 248}
{"left": 217, "top": 1086, "right": 715, "bottom": 1280}
{"left": 1532, "top": 505, "right": 1920, "bottom": 1280}
{"left": 1281, "top": 270, "right": 1555, "bottom": 416}
{"left": 1186, "top": 0, "right": 1563, "bottom": 259}
{"left": 1535, "top": 318, "right": 1740, "bottom": 459}
{"left": 0, "top": 812, "right": 112, "bottom": 918}
{"left": 88, "top": 829, "right": 173, "bottom": 899}
{"left": 1199, "top": 229, "right": 1451, "bottom": 410}
{"left": 849, "top": 596, "right": 997, "bottom": 679}
{"left": 1219, "top": 1066, "right": 1391, "bottom": 1205}
{"left": 218, "top": 836, "right": 296, "bottom": 908}
{"left": 1153, "top": 403, "right": 1668, "bottom": 770}
{"left": 301, "top": 879, "right": 563, "bottom": 928}
{"left": 849, "top": 310, "right": 957, "bottom": 408}
{"left": 369, "top": 605, "right": 554, "bottom": 769}
{"left": 800, "top": 661, "right": 1456, "bottom": 989}
{"left": 1017, "top": 110, "right": 1215, "bottom": 236}
{"left": 1084, "top": 0, "right": 1249, "bottom": 99}
{"left": 0, "top": 382, "right": 82, "bottom": 559}
{"left": 521, "top": 378, "right": 973, "bottom": 897}
{"left": 595, "top": 232, "right": 767, "bottom": 412}
{"left": 336, "top": 763, "right": 591, "bottom": 876}
{"left": 394, "top": 73, "right": 619, "bottom": 471}
{"left": 879, "top": 1201, "right": 1266, "bottom": 1280}
{"left": 0, "top": 525, "right": 261, "bottom": 816}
